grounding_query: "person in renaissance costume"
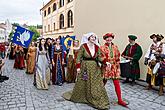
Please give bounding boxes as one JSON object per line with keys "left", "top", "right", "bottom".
{"left": 100, "top": 33, "right": 128, "bottom": 107}
{"left": 34, "top": 38, "right": 51, "bottom": 90}
{"left": 51, "top": 38, "right": 65, "bottom": 86}
{"left": 62, "top": 32, "right": 110, "bottom": 110}
{"left": 26, "top": 42, "right": 37, "bottom": 74}
{"left": 0, "top": 57, "right": 9, "bottom": 82}
{"left": 9, "top": 43, "right": 15, "bottom": 60}
{"left": 66, "top": 40, "right": 80, "bottom": 83}
{"left": 121, "top": 35, "right": 143, "bottom": 85}
{"left": 13, "top": 45, "right": 25, "bottom": 69}
{"left": 45, "top": 38, "right": 52, "bottom": 61}
{"left": 144, "top": 34, "right": 165, "bottom": 95}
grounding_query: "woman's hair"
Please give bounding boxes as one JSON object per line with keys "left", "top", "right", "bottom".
{"left": 38, "top": 38, "right": 47, "bottom": 51}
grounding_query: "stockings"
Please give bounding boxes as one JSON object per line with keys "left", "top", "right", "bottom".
{"left": 103, "top": 79, "right": 128, "bottom": 107}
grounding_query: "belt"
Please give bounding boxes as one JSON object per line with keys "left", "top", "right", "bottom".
{"left": 83, "top": 58, "right": 96, "bottom": 61}
{"left": 54, "top": 52, "right": 62, "bottom": 54}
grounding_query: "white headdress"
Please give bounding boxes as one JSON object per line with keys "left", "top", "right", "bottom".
{"left": 80, "top": 32, "right": 100, "bottom": 46}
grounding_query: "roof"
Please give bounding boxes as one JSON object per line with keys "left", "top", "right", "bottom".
{"left": 40, "top": 0, "right": 56, "bottom": 11}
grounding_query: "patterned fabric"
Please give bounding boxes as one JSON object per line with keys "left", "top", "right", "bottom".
{"left": 66, "top": 49, "right": 79, "bottom": 83}
{"left": 13, "top": 46, "right": 25, "bottom": 69}
{"left": 100, "top": 43, "right": 120, "bottom": 79}
{"left": 35, "top": 68, "right": 50, "bottom": 90}
{"left": 51, "top": 45, "right": 65, "bottom": 85}
{"left": 145, "top": 42, "right": 165, "bottom": 86}
{"left": 122, "top": 43, "right": 142, "bottom": 80}
{"left": 62, "top": 43, "right": 110, "bottom": 110}
{"left": 34, "top": 48, "right": 50, "bottom": 90}
{"left": 26, "top": 46, "right": 36, "bottom": 73}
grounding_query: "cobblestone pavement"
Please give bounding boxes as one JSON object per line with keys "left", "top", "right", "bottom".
{"left": 0, "top": 60, "right": 165, "bottom": 110}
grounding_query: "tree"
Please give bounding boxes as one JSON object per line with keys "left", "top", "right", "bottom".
{"left": 28, "top": 26, "right": 40, "bottom": 41}
{"left": 8, "top": 23, "right": 20, "bottom": 41}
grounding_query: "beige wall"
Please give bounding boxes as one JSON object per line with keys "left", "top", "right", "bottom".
{"left": 42, "top": 0, "right": 74, "bottom": 38}
{"left": 75, "top": 0, "right": 165, "bottom": 80}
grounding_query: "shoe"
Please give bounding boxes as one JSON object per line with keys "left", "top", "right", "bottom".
{"left": 145, "top": 85, "right": 152, "bottom": 90}
{"left": 0, "top": 79, "right": 4, "bottom": 83}
{"left": 118, "top": 100, "right": 128, "bottom": 108}
{"left": 122, "top": 80, "right": 129, "bottom": 84}
{"left": 0, "top": 76, "right": 9, "bottom": 80}
{"left": 130, "top": 81, "right": 136, "bottom": 86}
{"left": 58, "top": 83, "right": 63, "bottom": 86}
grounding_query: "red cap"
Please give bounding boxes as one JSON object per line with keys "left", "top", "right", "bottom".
{"left": 103, "top": 33, "right": 114, "bottom": 40}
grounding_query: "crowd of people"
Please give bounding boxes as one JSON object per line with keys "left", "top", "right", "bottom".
{"left": 0, "top": 33, "right": 165, "bottom": 110}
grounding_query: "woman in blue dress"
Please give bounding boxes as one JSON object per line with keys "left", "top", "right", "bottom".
{"left": 51, "top": 38, "right": 65, "bottom": 86}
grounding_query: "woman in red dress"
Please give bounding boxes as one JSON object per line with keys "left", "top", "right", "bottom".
{"left": 13, "top": 45, "right": 25, "bottom": 69}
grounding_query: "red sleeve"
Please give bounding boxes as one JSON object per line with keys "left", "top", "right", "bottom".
{"left": 76, "top": 63, "right": 81, "bottom": 69}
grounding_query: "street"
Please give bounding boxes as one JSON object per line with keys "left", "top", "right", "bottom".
{"left": 0, "top": 60, "right": 165, "bottom": 110}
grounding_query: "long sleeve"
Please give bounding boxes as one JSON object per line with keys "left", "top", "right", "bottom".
{"left": 76, "top": 45, "right": 84, "bottom": 69}
{"left": 46, "top": 50, "right": 50, "bottom": 63}
{"left": 35, "top": 48, "right": 39, "bottom": 63}
{"left": 61, "top": 46, "right": 64, "bottom": 60}
{"left": 144, "top": 44, "right": 152, "bottom": 58}
{"left": 51, "top": 46, "right": 55, "bottom": 60}
{"left": 115, "top": 46, "right": 121, "bottom": 67}
{"left": 97, "top": 47, "right": 107, "bottom": 64}
{"left": 132, "top": 45, "right": 143, "bottom": 62}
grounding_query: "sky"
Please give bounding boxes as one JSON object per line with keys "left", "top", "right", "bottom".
{"left": 0, "top": 0, "right": 50, "bottom": 25}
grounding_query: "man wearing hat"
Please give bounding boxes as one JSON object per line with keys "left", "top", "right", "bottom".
{"left": 121, "top": 35, "right": 143, "bottom": 85}
{"left": 144, "top": 34, "right": 165, "bottom": 95}
{"left": 100, "top": 33, "right": 128, "bottom": 107}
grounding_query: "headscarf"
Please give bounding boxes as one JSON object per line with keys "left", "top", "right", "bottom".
{"left": 80, "top": 32, "right": 100, "bottom": 46}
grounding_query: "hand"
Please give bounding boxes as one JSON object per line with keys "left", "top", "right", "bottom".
{"left": 77, "top": 69, "right": 81, "bottom": 74}
{"left": 106, "top": 62, "right": 111, "bottom": 70}
{"left": 144, "top": 58, "right": 149, "bottom": 65}
{"left": 62, "top": 61, "right": 65, "bottom": 65}
{"left": 52, "top": 62, "right": 55, "bottom": 66}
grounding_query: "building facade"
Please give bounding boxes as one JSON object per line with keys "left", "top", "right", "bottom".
{"left": 41, "top": 0, "right": 165, "bottom": 80}
{"left": 41, "top": 0, "right": 74, "bottom": 38}
{"left": 0, "top": 19, "right": 12, "bottom": 42}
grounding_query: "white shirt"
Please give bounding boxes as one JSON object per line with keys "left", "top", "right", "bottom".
{"left": 145, "top": 42, "right": 165, "bottom": 60}
{"left": 87, "top": 43, "right": 95, "bottom": 57}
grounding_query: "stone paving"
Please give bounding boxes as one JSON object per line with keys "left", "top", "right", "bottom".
{"left": 0, "top": 60, "right": 165, "bottom": 110}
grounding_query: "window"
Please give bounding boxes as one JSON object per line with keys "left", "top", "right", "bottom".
{"left": 44, "top": 10, "right": 46, "bottom": 17}
{"left": 48, "top": 25, "right": 50, "bottom": 32}
{"left": 48, "top": 7, "right": 51, "bottom": 14}
{"left": 53, "top": 23, "right": 56, "bottom": 30}
{"left": 67, "top": 10, "right": 73, "bottom": 27}
{"left": 59, "top": 14, "right": 64, "bottom": 29}
{"left": 53, "top": 3, "right": 56, "bottom": 11}
{"left": 68, "top": 0, "right": 73, "bottom": 3}
{"left": 59, "top": 0, "right": 64, "bottom": 7}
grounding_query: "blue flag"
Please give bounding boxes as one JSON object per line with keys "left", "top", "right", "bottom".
{"left": 61, "top": 36, "right": 75, "bottom": 51}
{"left": 12, "top": 26, "right": 34, "bottom": 48}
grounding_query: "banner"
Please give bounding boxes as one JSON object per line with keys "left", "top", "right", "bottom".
{"left": 61, "top": 35, "right": 75, "bottom": 51}
{"left": 12, "top": 26, "right": 34, "bottom": 48}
